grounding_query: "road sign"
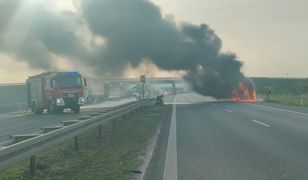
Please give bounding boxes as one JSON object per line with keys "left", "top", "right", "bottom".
{"left": 140, "top": 75, "right": 146, "bottom": 83}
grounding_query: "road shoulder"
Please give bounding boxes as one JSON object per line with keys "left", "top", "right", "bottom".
{"left": 143, "top": 106, "right": 172, "bottom": 180}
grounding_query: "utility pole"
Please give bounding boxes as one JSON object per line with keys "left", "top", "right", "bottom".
{"left": 140, "top": 75, "right": 146, "bottom": 99}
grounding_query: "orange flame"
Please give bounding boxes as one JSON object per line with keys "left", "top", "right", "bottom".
{"left": 230, "top": 81, "right": 257, "bottom": 102}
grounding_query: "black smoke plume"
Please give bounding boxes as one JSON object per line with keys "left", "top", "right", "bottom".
{"left": 0, "top": 0, "right": 255, "bottom": 99}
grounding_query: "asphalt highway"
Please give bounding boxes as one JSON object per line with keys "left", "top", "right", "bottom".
{"left": 0, "top": 98, "right": 136, "bottom": 145}
{"left": 145, "top": 93, "right": 308, "bottom": 180}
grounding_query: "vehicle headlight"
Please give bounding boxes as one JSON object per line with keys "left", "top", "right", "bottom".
{"left": 56, "top": 98, "right": 65, "bottom": 106}
{"left": 78, "top": 97, "right": 86, "bottom": 105}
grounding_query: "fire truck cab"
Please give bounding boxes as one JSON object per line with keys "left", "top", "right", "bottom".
{"left": 26, "top": 71, "right": 87, "bottom": 114}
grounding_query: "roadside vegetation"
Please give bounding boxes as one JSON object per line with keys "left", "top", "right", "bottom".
{"left": 254, "top": 77, "right": 308, "bottom": 107}
{"left": 260, "top": 93, "right": 308, "bottom": 107}
{"left": 0, "top": 105, "right": 167, "bottom": 180}
{"left": 253, "top": 77, "right": 308, "bottom": 94}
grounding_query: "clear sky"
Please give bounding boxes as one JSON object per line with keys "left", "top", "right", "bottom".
{"left": 0, "top": 0, "right": 307, "bottom": 83}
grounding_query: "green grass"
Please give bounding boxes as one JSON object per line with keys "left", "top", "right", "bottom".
{"left": 0, "top": 105, "right": 167, "bottom": 180}
{"left": 260, "top": 94, "right": 308, "bottom": 107}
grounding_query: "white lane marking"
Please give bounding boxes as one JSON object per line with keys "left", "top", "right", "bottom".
{"left": 174, "top": 95, "right": 177, "bottom": 104}
{"left": 163, "top": 97, "right": 177, "bottom": 180}
{"left": 165, "top": 102, "right": 194, "bottom": 105}
{"left": 252, "top": 120, "right": 271, "bottom": 127}
{"left": 249, "top": 103, "right": 308, "bottom": 116}
{"left": 225, "top": 109, "right": 234, "bottom": 113}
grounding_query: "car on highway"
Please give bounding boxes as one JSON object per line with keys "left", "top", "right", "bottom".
{"left": 108, "top": 92, "right": 120, "bottom": 101}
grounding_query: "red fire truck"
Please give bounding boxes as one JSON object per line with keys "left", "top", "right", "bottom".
{"left": 26, "top": 71, "right": 87, "bottom": 114}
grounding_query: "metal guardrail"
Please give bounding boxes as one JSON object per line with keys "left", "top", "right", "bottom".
{"left": 0, "top": 99, "right": 154, "bottom": 176}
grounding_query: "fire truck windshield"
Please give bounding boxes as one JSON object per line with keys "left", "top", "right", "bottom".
{"left": 55, "top": 75, "right": 82, "bottom": 88}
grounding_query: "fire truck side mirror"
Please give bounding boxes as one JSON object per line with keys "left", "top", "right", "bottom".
{"left": 83, "top": 78, "right": 87, "bottom": 87}
{"left": 50, "top": 79, "right": 54, "bottom": 88}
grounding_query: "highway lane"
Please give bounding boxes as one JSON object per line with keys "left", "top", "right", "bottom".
{"left": 145, "top": 93, "right": 308, "bottom": 180}
{"left": 0, "top": 98, "right": 136, "bottom": 145}
{"left": 164, "top": 92, "right": 217, "bottom": 105}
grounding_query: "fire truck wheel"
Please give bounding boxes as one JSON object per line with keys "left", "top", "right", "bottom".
{"left": 56, "top": 107, "right": 64, "bottom": 113}
{"left": 73, "top": 105, "right": 80, "bottom": 114}
{"left": 37, "top": 108, "right": 43, "bottom": 114}
{"left": 32, "top": 102, "right": 37, "bottom": 114}
{"left": 47, "top": 101, "right": 54, "bottom": 114}
{"left": 32, "top": 102, "right": 43, "bottom": 114}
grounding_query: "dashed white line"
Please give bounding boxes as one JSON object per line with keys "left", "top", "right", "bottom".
{"left": 225, "top": 109, "right": 234, "bottom": 113}
{"left": 252, "top": 120, "right": 270, "bottom": 127}
{"left": 249, "top": 103, "right": 308, "bottom": 116}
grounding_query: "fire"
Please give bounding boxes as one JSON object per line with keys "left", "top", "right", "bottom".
{"left": 230, "top": 81, "right": 257, "bottom": 102}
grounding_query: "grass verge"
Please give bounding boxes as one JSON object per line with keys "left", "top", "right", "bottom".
{"left": 0, "top": 105, "right": 167, "bottom": 180}
{"left": 260, "top": 94, "right": 308, "bottom": 107}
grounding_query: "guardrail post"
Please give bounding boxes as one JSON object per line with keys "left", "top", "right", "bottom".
{"left": 30, "top": 156, "right": 36, "bottom": 176}
{"left": 0, "top": 101, "right": 151, "bottom": 172}
{"left": 74, "top": 136, "right": 79, "bottom": 151}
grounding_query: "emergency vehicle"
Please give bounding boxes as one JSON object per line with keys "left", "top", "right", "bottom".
{"left": 26, "top": 71, "right": 87, "bottom": 114}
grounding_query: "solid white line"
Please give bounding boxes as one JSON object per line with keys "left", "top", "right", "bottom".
{"left": 163, "top": 98, "right": 177, "bottom": 180}
{"left": 225, "top": 109, "right": 234, "bottom": 113}
{"left": 252, "top": 120, "right": 270, "bottom": 127}
{"left": 249, "top": 103, "right": 308, "bottom": 116}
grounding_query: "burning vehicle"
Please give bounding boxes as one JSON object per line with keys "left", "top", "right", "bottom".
{"left": 231, "top": 78, "right": 257, "bottom": 102}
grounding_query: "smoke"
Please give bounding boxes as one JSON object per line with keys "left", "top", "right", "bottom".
{"left": 0, "top": 0, "right": 21, "bottom": 32}
{"left": 0, "top": 0, "right": 254, "bottom": 99}
{"left": 0, "top": 0, "right": 87, "bottom": 69}
{"left": 82, "top": 0, "right": 253, "bottom": 98}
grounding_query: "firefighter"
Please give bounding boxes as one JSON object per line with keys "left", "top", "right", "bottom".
{"left": 155, "top": 94, "right": 164, "bottom": 105}
{"left": 265, "top": 87, "right": 272, "bottom": 101}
